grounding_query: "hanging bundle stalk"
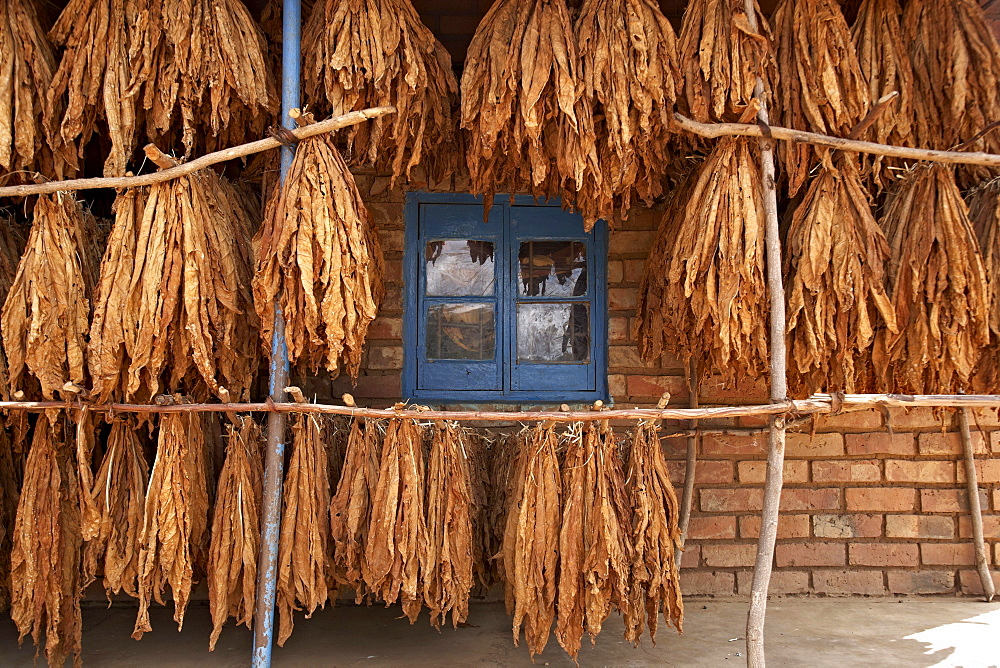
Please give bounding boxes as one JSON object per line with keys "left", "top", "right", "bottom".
{"left": 555, "top": 420, "right": 631, "bottom": 661}
{"left": 1, "top": 193, "right": 99, "bottom": 401}
{"left": 133, "top": 412, "right": 211, "bottom": 639}
{"left": 573, "top": 0, "right": 682, "bottom": 227}
{"left": 500, "top": 423, "right": 561, "bottom": 659}
{"left": 905, "top": 0, "right": 1000, "bottom": 185}
{"left": 636, "top": 137, "right": 768, "bottom": 383}
{"left": 785, "top": 155, "right": 897, "bottom": 396}
{"left": 125, "top": 0, "right": 278, "bottom": 158}
{"left": 329, "top": 418, "right": 380, "bottom": 601}
{"left": 875, "top": 164, "right": 990, "bottom": 393}
{"left": 460, "top": 0, "right": 593, "bottom": 211}
{"left": 10, "top": 417, "right": 82, "bottom": 667}
{"left": 772, "top": 0, "right": 871, "bottom": 196}
{"left": 966, "top": 179, "right": 1000, "bottom": 391}
{"left": 302, "top": 0, "right": 458, "bottom": 183}
{"left": 82, "top": 419, "right": 149, "bottom": 598}
{"left": 423, "top": 421, "right": 474, "bottom": 629}
{"left": 486, "top": 432, "right": 522, "bottom": 593}
{"left": 207, "top": 416, "right": 263, "bottom": 650}
{"left": 89, "top": 169, "right": 257, "bottom": 404}
{"left": 276, "top": 414, "right": 331, "bottom": 646}
{"left": 0, "top": 213, "right": 28, "bottom": 402}
{"left": 623, "top": 419, "right": 683, "bottom": 646}
{"left": 850, "top": 0, "right": 915, "bottom": 186}
{"left": 364, "top": 417, "right": 427, "bottom": 623}
{"left": 0, "top": 0, "right": 75, "bottom": 182}
{"left": 253, "top": 120, "right": 384, "bottom": 379}
{"left": 677, "top": 0, "right": 777, "bottom": 124}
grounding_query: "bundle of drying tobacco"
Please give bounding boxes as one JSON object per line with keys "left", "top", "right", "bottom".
{"left": 785, "top": 155, "right": 897, "bottom": 396}
{"left": 1, "top": 193, "right": 100, "bottom": 401}
{"left": 10, "top": 417, "right": 83, "bottom": 667}
{"left": 677, "top": 0, "right": 777, "bottom": 123}
{"left": 89, "top": 170, "right": 257, "bottom": 404}
{"left": 253, "top": 121, "right": 383, "bottom": 379}
{"left": 0, "top": 213, "right": 27, "bottom": 402}
{"left": 637, "top": 138, "right": 768, "bottom": 384}
{"left": 905, "top": 0, "right": 1000, "bottom": 185}
{"left": 82, "top": 419, "right": 149, "bottom": 599}
{"left": 0, "top": 427, "right": 19, "bottom": 612}
{"left": 133, "top": 412, "right": 211, "bottom": 639}
{"left": 125, "top": 0, "right": 277, "bottom": 157}
{"left": 277, "top": 414, "right": 331, "bottom": 646}
{"left": 302, "top": 0, "right": 458, "bottom": 183}
{"left": 555, "top": 421, "right": 631, "bottom": 661}
{"left": 208, "top": 416, "right": 264, "bottom": 650}
{"left": 329, "top": 418, "right": 380, "bottom": 600}
{"left": 965, "top": 179, "right": 1000, "bottom": 391}
{"left": 364, "top": 417, "right": 427, "bottom": 623}
{"left": 623, "top": 419, "right": 683, "bottom": 645}
{"left": 48, "top": 0, "right": 138, "bottom": 177}
{"left": 500, "top": 423, "right": 561, "bottom": 659}
{"left": 850, "top": 0, "right": 915, "bottom": 186}
{"left": 772, "top": 0, "right": 871, "bottom": 196}
{"left": 466, "top": 429, "right": 493, "bottom": 594}
{"left": 423, "top": 421, "right": 475, "bottom": 629}
{"left": 0, "top": 0, "right": 75, "bottom": 182}
{"left": 574, "top": 0, "right": 682, "bottom": 227}
{"left": 875, "top": 164, "right": 990, "bottom": 393}
{"left": 461, "top": 0, "right": 593, "bottom": 209}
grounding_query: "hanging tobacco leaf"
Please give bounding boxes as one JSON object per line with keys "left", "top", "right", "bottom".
{"left": 423, "top": 421, "right": 474, "bottom": 629}
{"left": 253, "top": 123, "right": 384, "bottom": 379}
{"left": 1, "top": 193, "right": 100, "bottom": 401}
{"left": 276, "top": 414, "right": 331, "bottom": 646}
{"left": 208, "top": 416, "right": 264, "bottom": 650}
{"left": 329, "top": 418, "right": 380, "bottom": 601}
{"left": 133, "top": 412, "right": 211, "bottom": 639}
{"left": 302, "top": 0, "right": 458, "bottom": 183}
{"left": 364, "top": 417, "right": 427, "bottom": 623}
{"left": 677, "top": 0, "right": 777, "bottom": 124}
{"left": 82, "top": 418, "right": 149, "bottom": 599}
{"left": 623, "top": 420, "right": 683, "bottom": 645}
{"left": 772, "top": 0, "right": 871, "bottom": 196}
{"left": 500, "top": 423, "right": 561, "bottom": 659}
{"left": 875, "top": 164, "right": 990, "bottom": 393}
{"left": 966, "top": 178, "right": 1000, "bottom": 391}
{"left": 10, "top": 417, "right": 83, "bottom": 667}
{"left": 785, "top": 155, "right": 897, "bottom": 396}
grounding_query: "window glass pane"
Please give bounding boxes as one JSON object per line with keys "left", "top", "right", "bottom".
{"left": 518, "top": 241, "right": 587, "bottom": 297}
{"left": 425, "top": 240, "right": 495, "bottom": 296}
{"left": 426, "top": 303, "right": 495, "bottom": 360}
{"left": 517, "top": 302, "right": 590, "bottom": 363}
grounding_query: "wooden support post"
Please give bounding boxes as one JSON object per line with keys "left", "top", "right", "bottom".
{"left": 675, "top": 361, "right": 700, "bottom": 568}
{"left": 743, "top": 2, "right": 789, "bottom": 665}
{"left": 958, "top": 407, "right": 996, "bottom": 602}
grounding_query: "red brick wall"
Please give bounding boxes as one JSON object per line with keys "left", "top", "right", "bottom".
{"left": 316, "top": 175, "right": 1000, "bottom": 597}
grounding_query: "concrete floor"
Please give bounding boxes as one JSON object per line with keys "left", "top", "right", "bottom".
{"left": 2, "top": 598, "right": 999, "bottom": 666}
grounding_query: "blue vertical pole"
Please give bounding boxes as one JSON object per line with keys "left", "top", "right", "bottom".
{"left": 252, "top": 1, "right": 299, "bottom": 665}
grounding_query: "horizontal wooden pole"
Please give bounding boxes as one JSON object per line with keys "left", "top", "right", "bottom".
{"left": 0, "top": 106, "right": 396, "bottom": 198}
{"left": 0, "top": 393, "right": 996, "bottom": 421}
{"left": 675, "top": 113, "right": 1000, "bottom": 167}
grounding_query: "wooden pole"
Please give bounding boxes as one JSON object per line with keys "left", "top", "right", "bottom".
{"left": 742, "top": 2, "right": 788, "bottom": 665}
{"left": 675, "top": 360, "right": 700, "bottom": 568}
{"left": 958, "top": 407, "right": 996, "bottom": 602}
{"left": 0, "top": 106, "right": 396, "bottom": 198}
{"left": 673, "top": 113, "right": 1000, "bottom": 167}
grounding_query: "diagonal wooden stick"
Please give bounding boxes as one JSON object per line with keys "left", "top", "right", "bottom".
{"left": 0, "top": 106, "right": 396, "bottom": 198}
{"left": 958, "top": 407, "right": 996, "bottom": 602}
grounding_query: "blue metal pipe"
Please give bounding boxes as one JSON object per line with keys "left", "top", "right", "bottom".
{"left": 252, "top": 0, "right": 299, "bottom": 665}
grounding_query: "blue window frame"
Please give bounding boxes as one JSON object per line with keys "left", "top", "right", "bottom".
{"left": 403, "top": 192, "right": 608, "bottom": 404}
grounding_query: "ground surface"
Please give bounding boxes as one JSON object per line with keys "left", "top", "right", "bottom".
{"left": 2, "top": 598, "right": 999, "bottom": 666}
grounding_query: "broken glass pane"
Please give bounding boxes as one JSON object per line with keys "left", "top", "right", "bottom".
{"left": 518, "top": 241, "right": 587, "bottom": 297}
{"left": 425, "top": 240, "right": 495, "bottom": 296}
{"left": 517, "top": 302, "right": 590, "bottom": 363}
{"left": 426, "top": 303, "right": 495, "bottom": 360}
